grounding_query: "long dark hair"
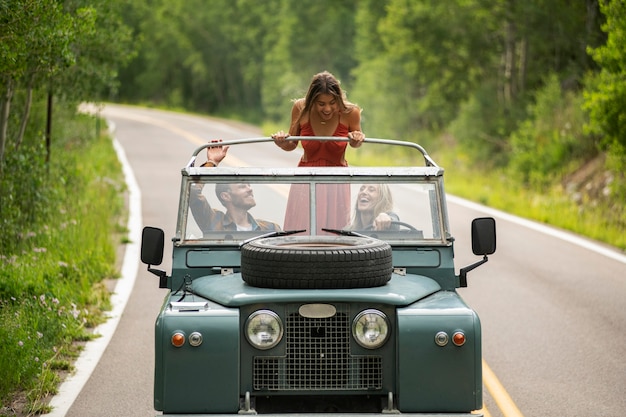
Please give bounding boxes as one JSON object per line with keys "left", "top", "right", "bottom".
{"left": 295, "top": 71, "right": 357, "bottom": 127}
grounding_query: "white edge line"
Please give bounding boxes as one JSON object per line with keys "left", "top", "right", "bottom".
{"left": 446, "top": 194, "right": 626, "bottom": 265}
{"left": 47, "top": 124, "right": 142, "bottom": 416}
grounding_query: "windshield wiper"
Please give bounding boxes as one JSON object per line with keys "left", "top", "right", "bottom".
{"left": 239, "top": 229, "right": 306, "bottom": 247}
{"left": 322, "top": 228, "right": 369, "bottom": 238}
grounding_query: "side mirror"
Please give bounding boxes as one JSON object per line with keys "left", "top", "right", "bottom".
{"left": 471, "top": 217, "right": 496, "bottom": 256}
{"left": 459, "top": 217, "right": 496, "bottom": 288}
{"left": 141, "top": 226, "right": 164, "bottom": 265}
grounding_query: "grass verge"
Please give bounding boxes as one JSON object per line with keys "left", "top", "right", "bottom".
{"left": 0, "top": 109, "right": 126, "bottom": 415}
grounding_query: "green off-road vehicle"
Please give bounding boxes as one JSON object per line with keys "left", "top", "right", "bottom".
{"left": 141, "top": 137, "right": 496, "bottom": 416}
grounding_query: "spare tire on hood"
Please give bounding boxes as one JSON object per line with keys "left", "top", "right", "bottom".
{"left": 240, "top": 235, "right": 392, "bottom": 289}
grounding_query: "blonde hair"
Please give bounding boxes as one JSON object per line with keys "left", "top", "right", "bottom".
{"left": 347, "top": 184, "right": 394, "bottom": 230}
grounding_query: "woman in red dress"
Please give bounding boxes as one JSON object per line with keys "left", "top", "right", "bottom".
{"left": 272, "top": 71, "right": 365, "bottom": 233}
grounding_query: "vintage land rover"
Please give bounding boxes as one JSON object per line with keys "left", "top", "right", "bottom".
{"left": 140, "top": 137, "right": 496, "bottom": 416}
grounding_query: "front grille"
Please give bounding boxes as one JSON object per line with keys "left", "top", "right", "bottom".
{"left": 253, "top": 304, "right": 382, "bottom": 391}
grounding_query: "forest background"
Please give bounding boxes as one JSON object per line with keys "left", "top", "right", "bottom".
{"left": 117, "top": 0, "right": 625, "bottom": 248}
{"left": 1, "top": 0, "right": 625, "bottom": 415}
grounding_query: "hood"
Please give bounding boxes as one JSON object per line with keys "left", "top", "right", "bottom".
{"left": 190, "top": 273, "right": 441, "bottom": 307}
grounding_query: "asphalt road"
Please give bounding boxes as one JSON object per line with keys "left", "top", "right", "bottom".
{"left": 55, "top": 104, "right": 625, "bottom": 417}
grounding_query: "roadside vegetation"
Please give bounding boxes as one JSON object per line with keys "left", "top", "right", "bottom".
{"left": 1, "top": 1, "right": 133, "bottom": 414}
{"left": 0, "top": 0, "right": 624, "bottom": 415}
{"left": 0, "top": 103, "right": 125, "bottom": 415}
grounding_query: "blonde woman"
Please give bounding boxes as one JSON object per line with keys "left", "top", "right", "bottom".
{"left": 347, "top": 184, "right": 398, "bottom": 231}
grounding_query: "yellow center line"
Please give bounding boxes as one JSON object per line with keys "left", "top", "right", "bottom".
{"left": 475, "top": 405, "right": 493, "bottom": 417}
{"left": 482, "top": 359, "right": 525, "bottom": 417}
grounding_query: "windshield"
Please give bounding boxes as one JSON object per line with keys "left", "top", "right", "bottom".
{"left": 181, "top": 178, "right": 445, "bottom": 245}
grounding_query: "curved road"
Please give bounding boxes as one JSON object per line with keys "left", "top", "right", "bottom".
{"left": 50, "top": 105, "right": 626, "bottom": 417}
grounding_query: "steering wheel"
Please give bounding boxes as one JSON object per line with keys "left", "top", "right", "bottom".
{"left": 391, "top": 220, "right": 419, "bottom": 231}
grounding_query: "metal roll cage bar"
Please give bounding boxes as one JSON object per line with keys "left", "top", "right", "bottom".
{"left": 186, "top": 136, "right": 439, "bottom": 169}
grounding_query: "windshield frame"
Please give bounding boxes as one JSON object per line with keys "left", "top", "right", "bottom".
{"left": 175, "top": 166, "right": 450, "bottom": 247}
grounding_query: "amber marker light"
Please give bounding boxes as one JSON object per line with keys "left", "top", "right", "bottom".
{"left": 171, "top": 332, "right": 185, "bottom": 347}
{"left": 452, "top": 331, "right": 466, "bottom": 346}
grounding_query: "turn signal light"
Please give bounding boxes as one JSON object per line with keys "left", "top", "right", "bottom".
{"left": 171, "top": 332, "right": 185, "bottom": 347}
{"left": 452, "top": 331, "right": 466, "bottom": 346}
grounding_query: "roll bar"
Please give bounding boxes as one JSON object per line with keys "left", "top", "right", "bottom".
{"left": 185, "top": 137, "right": 439, "bottom": 168}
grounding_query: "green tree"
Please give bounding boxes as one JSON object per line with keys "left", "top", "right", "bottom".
{"left": 351, "top": 0, "right": 497, "bottom": 139}
{"left": 350, "top": 0, "right": 398, "bottom": 137}
{"left": 584, "top": 0, "right": 626, "bottom": 153}
{"left": 0, "top": 0, "right": 76, "bottom": 169}
{"left": 262, "top": 0, "right": 360, "bottom": 125}
{"left": 447, "top": 0, "right": 601, "bottom": 161}
{"left": 60, "top": 0, "right": 136, "bottom": 101}
{"left": 584, "top": 0, "right": 626, "bottom": 198}
{"left": 0, "top": 0, "right": 136, "bottom": 171}
{"left": 508, "top": 74, "right": 590, "bottom": 188}
{"left": 118, "top": 0, "right": 277, "bottom": 118}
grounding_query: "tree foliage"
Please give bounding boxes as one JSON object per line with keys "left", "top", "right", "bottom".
{"left": 583, "top": 0, "right": 626, "bottom": 198}
{"left": 2, "top": 0, "right": 624, "bottom": 188}
{"left": 584, "top": 0, "right": 626, "bottom": 152}
{"left": 1, "top": 0, "right": 74, "bottom": 167}
{"left": 0, "top": 0, "right": 136, "bottom": 171}
{"left": 109, "top": 0, "right": 616, "bottom": 153}
{"left": 509, "top": 74, "right": 590, "bottom": 188}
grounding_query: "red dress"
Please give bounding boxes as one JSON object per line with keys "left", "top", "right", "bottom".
{"left": 283, "top": 122, "right": 351, "bottom": 233}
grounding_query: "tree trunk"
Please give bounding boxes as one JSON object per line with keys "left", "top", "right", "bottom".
{"left": 15, "top": 77, "right": 34, "bottom": 151}
{"left": 518, "top": 36, "right": 528, "bottom": 96}
{"left": 46, "top": 91, "right": 52, "bottom": 164}
{"left": 584, "top": 0, "right": 599, "bottom": 69}
{"left": 503, "top": 19, "right": 517, "bottom": 106}
{"left": 0, "top": 77, "right": 14, "bottom": 173}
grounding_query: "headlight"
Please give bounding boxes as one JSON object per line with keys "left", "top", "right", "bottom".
{"left": 245, "top": 310, "right": 283, "bottom": 350}
{"left": 352, "top": 309, "right": 390, "bottom": 349}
